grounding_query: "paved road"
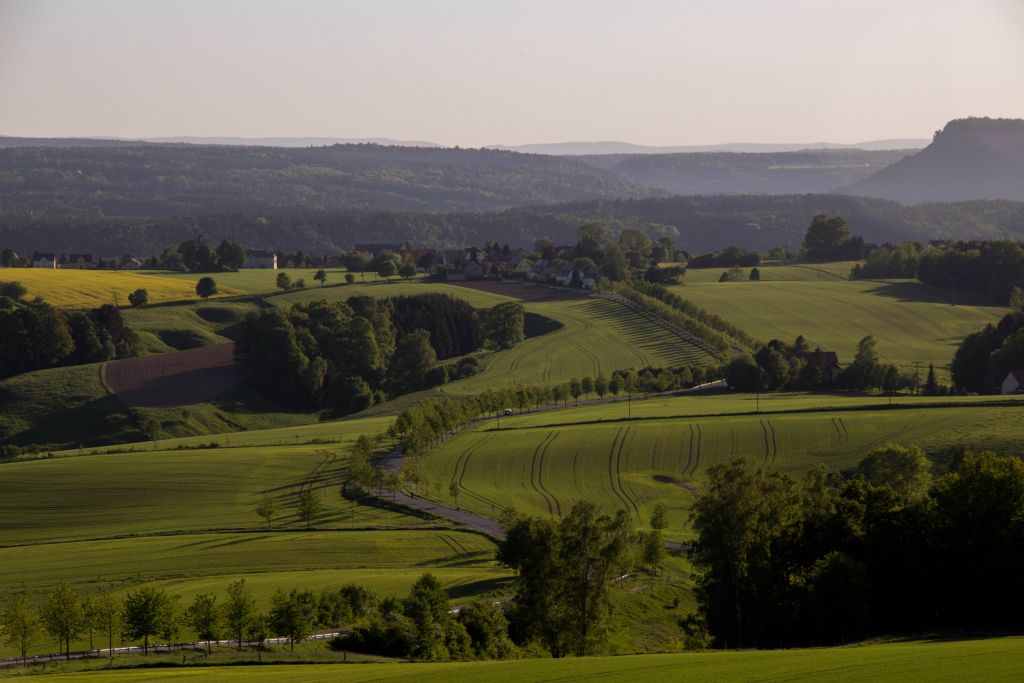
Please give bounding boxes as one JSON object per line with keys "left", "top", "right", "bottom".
{"left": 377, "top": 450, "right": 505, "bottom": 537}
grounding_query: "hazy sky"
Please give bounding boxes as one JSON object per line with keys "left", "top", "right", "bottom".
{"left": 1, "top": 0, "right": 1022, "bottom": 146}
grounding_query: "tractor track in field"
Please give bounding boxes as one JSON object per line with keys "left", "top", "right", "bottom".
{"left": 608, "top": 427, "right": 641, "bottom": 518}
{"left": 692, "top": 424, "right": 703, "bottom": 475}
{"left": 537, "top": 432, "right": 563, "bottom": 518}
{"left": 299, "top": 450, "right": 338, "bottom": 496}
{"left": 453, "top": 435, "right": 505, "bottom": 513}
{"left": 528, "top": 432, "right": 561, "bottom": 517}
{"left": 759, "top": 420, "right": 778, "bottom": 469}
{"left": 573, "top": 340, "right": 603, "bottom": 378}
{"left": 682, "top": 427, "right": 695, "bottom": 478}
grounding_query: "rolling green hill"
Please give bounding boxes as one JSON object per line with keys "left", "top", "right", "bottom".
{"left": 422, "top": 394, "right": 1024, "bottom": 540}
{"left": 673, "top": 268, "right": 1006, "bottom": 375}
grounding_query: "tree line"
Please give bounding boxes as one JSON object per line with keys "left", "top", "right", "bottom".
{"left": 0, "top": 284, "right": 136, "bottom": 379}
{"left": 3, "top": 193, "right": 1021, "bottom": 260}
{"left": 688, "top": 446, "right": 1024, "bottom": 647}
{"left": 852, "top": 239, "right": 1024, "bottom": 305}
{"left": 234, "top": 294, "right": 525, "bottom": 415}
{"left": 724, "top": 335, "right": 926, "bottom": 393}
{"left": 951, "top": 310, "right": 1024, "bottom": 393}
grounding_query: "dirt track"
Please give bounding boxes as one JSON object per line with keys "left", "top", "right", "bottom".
{"left": 104, "top": 343, "right": 241, "bottom": 408}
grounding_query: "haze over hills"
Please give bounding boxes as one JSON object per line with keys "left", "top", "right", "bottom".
{"left": 0, "top": 136, "right": 443, "bottom": 149}
{"left": 844, "top": 117, "right": 1024, "bottom": 204}
{"left": 489, "top": 139, "right": 930, "bottom": 155}
{"left": 574, "top": 149, "right": 912, "bottom": 196}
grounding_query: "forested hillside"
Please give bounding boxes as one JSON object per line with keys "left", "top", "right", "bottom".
{"left": 0, "top": 142, "right": 646, "bottom": 215}
{"left": 845, "top": 117, "right": 1024, "bottom": 203}
{"left": 3, "top": 195, "right": 1024, "bottom": 256}
{"left": 575, "top": 149, "right": 909, "bottom": 195}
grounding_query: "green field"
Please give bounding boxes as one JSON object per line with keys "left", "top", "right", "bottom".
{"left": 121, "top": 299, "right": 260, "bottom": 354}
{"left": 0, "top": 531, "right": 502, "bottom": 600}
{"left": 22, "top": 636, "right": 1024, "bottom": 682}
{"left": 0, "top": 363, "right": 141, "bottom": 449}
{"left": 0, "top": 530, "right": 507, "bottom": 658}
{"left": 422, "top": 394, "right": 1024, "bottom": 539}
{"left": 684, "top": 262, "right": 860, "bottom": 283}
{"left": 440, "top": 297, "right": 718, "bottom": 395}
{"left": 0, "top": 442, "right": 428, "bottom": 546}
{"left": 670, "top": 270, "right": 1005, "bottom": 373}
{"left": 144, "top": 268, "right": 352, "bottom": 295}
{"left": 268, "top": 278, "right": 514, "bottom": 309}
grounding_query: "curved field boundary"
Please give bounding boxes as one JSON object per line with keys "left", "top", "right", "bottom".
{"left": 104, "top": 343, "right": 241, "bottom": 408}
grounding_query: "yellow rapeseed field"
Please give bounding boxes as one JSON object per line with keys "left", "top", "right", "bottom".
{"left": 2, "top": 268, "right": 244, "bottom": 307}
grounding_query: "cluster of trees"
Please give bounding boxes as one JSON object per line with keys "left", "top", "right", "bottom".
{"left": 155, "top": 238, "right": 246, "bottom": 272}
{"left": 687, "top": 246, "right": 761, "bottom": 269}
{"left": 504, "top": 223, "right": 684, "bottom": 289}
{"left": 725, "top": 336, "right": 911, "bottom": 393}
{"left": 235, "top": 294, "right": 524, "bottom": 414}
{"left": 689, "top": 447, "right": 1024, "bottom": 647}
{"left": 853, "top": 240, "right": 1024, "bottom": 306}
{"left": 951, "top": 310, "right": 1024, "bottom": 393}
{"left": 800, "top": 214, "right": 865, "bottom": 261}
{"left": 331, "top": 573, "right": 514, "bottom": 660}
{"left": 0, "top": 286, "right": 136, "bottom": 378}
{"left": 335, "top": 503, "right": 655, "bottom": 660}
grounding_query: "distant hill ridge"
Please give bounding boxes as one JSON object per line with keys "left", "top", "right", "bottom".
{"left": 844, "top": 117, "right": 1024, "bottom": 204}
{"left": 489, "top": 139, "right": 929, "bottom": 155}
{"left": 0, "top": 142, "right": 648, "bottom": 215}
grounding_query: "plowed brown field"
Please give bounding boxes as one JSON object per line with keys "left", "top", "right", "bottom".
{"left": 104, "top": 343, "right": 241, "bottom": 407}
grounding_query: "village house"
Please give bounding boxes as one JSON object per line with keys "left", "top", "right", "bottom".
{"left": 446, "top": 260, "right": 487, "bottom": 281}
{"left": 1001, "top": 370, "right": 1024, "bottom": 395}
{"left": 31, "top": 252, "right": 56, "bottom": 269}
{"left": 245, "top": 249, "right": 278, "bottom": 269}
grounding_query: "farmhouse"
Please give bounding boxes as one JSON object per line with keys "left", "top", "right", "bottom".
{"left": 245, "top": 249, "right": 278, "bottom": 269}
{"left": 32, "top": 252, "right": 56, "bottom": 268}
{"left": 1001, "top": 370, "right": 1024, "bottom": 395}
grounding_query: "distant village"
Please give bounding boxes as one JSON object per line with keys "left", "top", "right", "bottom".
{"left": 4, "top": 241, "right": 608, "bottom": 288}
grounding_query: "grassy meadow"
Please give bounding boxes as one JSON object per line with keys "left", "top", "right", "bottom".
{"left": 673, "top": 267, "right": 1006, "bottom": 375}
{"left": 17, "top": 636, "right": 1024, "bottom": 682}
{"left": 5, "top": 269, "right": 245, "bottom": 308}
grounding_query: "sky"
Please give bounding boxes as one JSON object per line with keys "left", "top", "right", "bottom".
{"left": 1, "top": 0, "right": 1022, "bottom": 146}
